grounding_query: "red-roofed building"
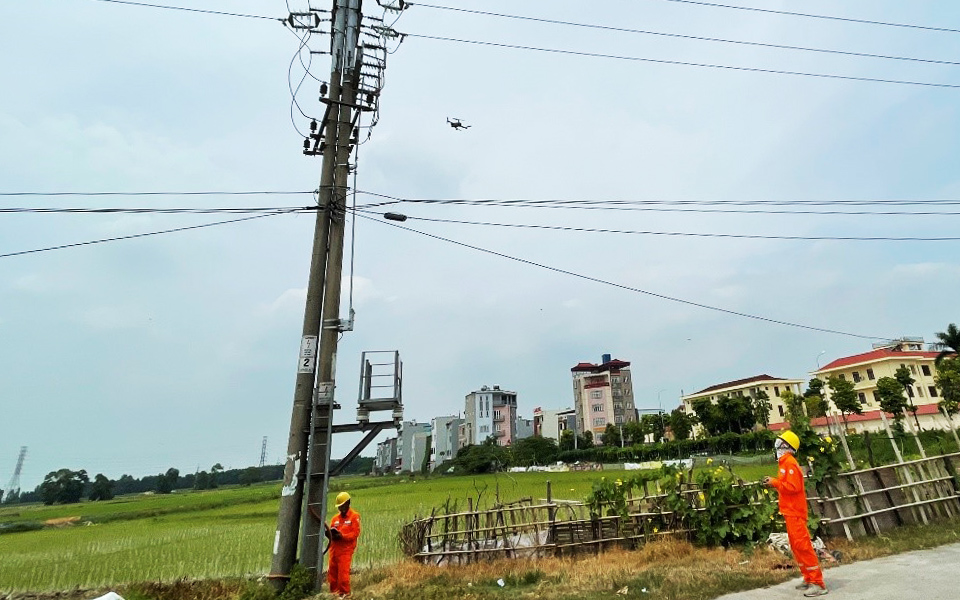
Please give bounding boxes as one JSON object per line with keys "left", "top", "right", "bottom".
{"left": 810, "top": 338, "right": 952, "bottom": 433}
{"left": 681, "top": 375, "right": 805, "bottom": 435}
{"left": 571, "top": 354, "right": 638, "bottom": 435}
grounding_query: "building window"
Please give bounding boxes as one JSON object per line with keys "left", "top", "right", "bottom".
{"left": 774, "top": 386, "right": 781, "bottom": 397}
{"left": 910, "top": 364, "right": 917, "bottom": 375}
{"left": 593, "top": 417, "right": 606, "bottom": 427}
{"left": 626, "top": 402, "right": 633, "bottom": 409}
{"left": 615, "top": 415, "right": 623, "bottom": 424}
{"left": 838, "top": 374, "right": 846, "bottom": 381}
{"left": 495, "top": 424, "right": 502, "bottom": 432}
{"left": 612, "top": 376, "right": 620, "bottom": 383}
{"left": 858, "top": 392, "right": 866, "bottom": 403}
{"left": 590, "top": 390, "right": 602, "bottom": 399}
{"left": 494, "top": 410, "right": 502, "bottom": 420}
{"left": 922, "top": 365, "right": 932, "bottom": 377}
{"left": 867, "top": 368, "right": 875, "bottom": 380}
{"left": 852, "top": 372, "right": 861, "bottom": 383}
{"left": 873, "top": 391, "right": 880, "bottom": 404}
{"left": 778, "top": 405, "right": 784, "bottom": 417}
{"left": 614, "top": 403, "right": 623, "bottom": 411}
{"left": 918, "top": 386, "right": 924, "bottom": 398}
{"left": 929, "top": 386, "right": 939, "bottom": 397}
{"left": 907, "top": 386, "right": 915, "bottom": 398}
{"left": 592, "top": 404, "right": 604, "bottom": 413}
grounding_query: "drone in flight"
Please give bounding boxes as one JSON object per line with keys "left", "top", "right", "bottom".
{"left": 447, "top": 117, "right": 471, "bottom": 131}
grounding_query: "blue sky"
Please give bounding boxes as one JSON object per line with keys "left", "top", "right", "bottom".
{"left": 3, "top": 0, "right": 960, "bottom": 490}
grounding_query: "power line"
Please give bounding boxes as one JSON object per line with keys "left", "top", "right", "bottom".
{"left": 402, "top": 33, "right": 960, "bottom": 89}
{"left": 0, "top": 211, "right": 297, "bottom": 259}
{"left": 0, "top": 190, "right": 314, "bottom": 197}
{"left": 357, "top": 213, "right": 887, "bottom": 340}
{"left": 355, "top": 209, "right": 960, "bottom": 242}
{"left": 88, "top": 0, "right": 281, "bottom": 21}
{"left": 0, "top": 207, "right": 315, "bottom": 214}
{"left": 353, "top": 190, "right": 960, "bottom": 211}
{"left": 659, "top": 0, "right": 960, "bottom": 35}
{"left": 410, "top": 3, "right": 960, "bottom": 67}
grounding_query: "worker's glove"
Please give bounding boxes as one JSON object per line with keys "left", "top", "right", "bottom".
{"left": 331, "top": 528, "right": 343, "bottom": 539}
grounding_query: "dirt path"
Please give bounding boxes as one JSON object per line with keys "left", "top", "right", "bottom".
{"left": 717, "top": 542, "right": 960, "bottom": 599}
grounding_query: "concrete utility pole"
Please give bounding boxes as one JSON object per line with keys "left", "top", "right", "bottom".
{"left": 269, "top": 0, "right": 362, "bottom": 589}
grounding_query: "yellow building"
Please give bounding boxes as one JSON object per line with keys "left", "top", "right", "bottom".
{"left": 681, "top": 375, "right": 805, "bottom": 435}
{"left": 809, "top": 338, "right": 949, "bottom": 434}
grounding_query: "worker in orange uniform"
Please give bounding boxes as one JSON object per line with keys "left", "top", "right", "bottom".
{"left": 764, "top": 430, "right": 827, "bottom": 597}
{"left": 325, "top": 491, "right": 361, "bottom": 596}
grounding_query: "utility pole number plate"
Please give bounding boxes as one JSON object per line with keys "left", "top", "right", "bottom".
{"left": 298, "top": 335, "right": 318, "bottom": 373}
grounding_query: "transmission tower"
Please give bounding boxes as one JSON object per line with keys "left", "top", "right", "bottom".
{"left": 259, "top": 436, "right": 268, "bottom": 468}
{"left": 4, "top": 446, "right": 27, "bottom": 502}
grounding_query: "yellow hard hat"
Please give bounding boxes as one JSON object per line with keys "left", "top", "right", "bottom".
{"left": 778, "top": 430, "right": 800, "bottom": 451}
{"left": 335, "top": 492, "right": 351, "bottom": 507}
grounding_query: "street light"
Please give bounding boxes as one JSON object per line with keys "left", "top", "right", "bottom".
{"left": 816, "top": 350, "right": 826, "bottom": 370}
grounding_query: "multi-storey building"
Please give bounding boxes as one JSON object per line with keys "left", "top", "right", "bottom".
{"left": 430, "top": 415, "right": 463, "bottom": 471}
{"left": 462, "top": 385, "right": 519, "bottom": 447}
{"left": 803, "top": 338, "right": 950, "bottom": 434}
{"left": 532, "top": 407, "right": 577, "bottom": 441}
{"left": 397, "top": 420, "right": 431, "bottom": 473}
{"left": 373, "top": 436, "right": 397, "bottom": 474}
{"left": 571, "top": 354, "right": 638, "bottom": 436}
{"left": 681, "top": 375, "right": 805, "bottom": 434}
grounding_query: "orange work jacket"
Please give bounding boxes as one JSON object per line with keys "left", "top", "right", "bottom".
{"left": 770, "top": 452, "right": 808, "bottom": 519}
{"left": 329, "top": 508, "right": 361, "bottom": 552}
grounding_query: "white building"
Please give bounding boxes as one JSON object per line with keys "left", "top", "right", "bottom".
{"left": 430, "top": 415, "right": 463, "bottom": 471}
{"left": 397, "top": 421, "right": 431, "bottom": 473}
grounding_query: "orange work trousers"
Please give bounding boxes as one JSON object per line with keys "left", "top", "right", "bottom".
{"left": 327, "top": 548, "right": 354, "bottom": 595}
{"left": 786, "top": 516, "right": 824, "bottom": 587}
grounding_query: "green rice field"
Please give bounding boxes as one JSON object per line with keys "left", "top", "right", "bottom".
{"left": 0, "top": 464, "right": 772, "bottom": 592}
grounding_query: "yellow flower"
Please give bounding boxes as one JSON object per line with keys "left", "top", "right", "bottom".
{"left": 809, "top": 456, "right": 816, "bottom": 462}
{"left": 819, "top": 447, "right": 825, "bottom": 452}
{"left": 615, "top": 479, "right": 623, "bottom": 487}
{"left": 824, "top": 436, "right": 832, "bottom": 444}
{"left": 698, "top": 492, "right": 705, "bottom": 502}
{"left": 653, "top": 527, "right": 659, "bottom": 533}
{"left": 763, "top": 489, "right": 770, "bottom": 495}
{"left": 706, "top": 458, "right": 713, "bottom": 465}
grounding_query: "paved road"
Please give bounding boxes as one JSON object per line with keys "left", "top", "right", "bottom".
{"left": 716, "top": 542, "right": 960, "bottom": 600}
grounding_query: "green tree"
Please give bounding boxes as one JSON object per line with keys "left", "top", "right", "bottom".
{"left": 668, "top": 408, "right": 694, "bottom": 441}
{"left": 752, "top": 390, "right": 772, "bottom": 428}
{"left": 193, "top": 471, "right": 210, "bottom": 490}
{"left": 88, "top": 473, "right": 115, "bottom": 501}
{"left": 935, "top": 357, "right": 960, "bottom": 416}
{"left": 511, "top": 436, "right": 559, "bottom": 466}
{"left": 781, "top": 389, "right": 809, "bottom": 431}
{"left": 239, "top": 467, "right": 263, "bottom": 486}
{"left": 716, "top": 394, "right": 756, "bottom": 434}
{"left": 38, "top": 469, "right": 89, "bottom": 505}
{"left": 876, "top": 377, "right": 909, "bottom": 430}
{"left": 640, "top": 413, "right": 667, "bottom": 442}
{"left": 934, "top": 323, "right": 960, "bottom": 364}
{"left": 827, "top": 375, "right": 861, "bottom": 430}
{"left": 621, "top": 419, "right": 645, "bottom": 445}
{"left": 601, "top": 423, "right": 621, "bottom": 447}
{"left": 804, "top": 395, "right": 827, "bottom": 420}
{"left": 805, "top": 378, "right": 825, "bottom": 398}
{"left": 156, "top": 467, "right": 180, "bottom": 494}
{"left": 559, "top": 429, "right": 576, "bottom": 452}
{"left": 453, "top": 438, "right": 509, "bottom": 474}
{"left": 894, "top": 365, "right": 922, "bottom": 431}
{"left": 691, "top": 397, "right": 722, "bottom": 436}
{"left": 579, "top": 430, "right": 594, "bottom": 449}
{"left": 210, "top": 463, "right": 224, "bottom": 489}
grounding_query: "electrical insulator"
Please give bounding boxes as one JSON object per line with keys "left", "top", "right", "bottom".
{"left": 303, "top": 138, "right": 311, "bottom": 150}
{"left": 320, "top": 82, "right": 328, "bottom": 96}
{"left": 310, "top": 120, "right": 318, "bottom": 132}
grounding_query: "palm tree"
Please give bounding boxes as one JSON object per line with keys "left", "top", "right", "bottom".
{"left": 934, "top": 323, "right": 960, "bottom": 364}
